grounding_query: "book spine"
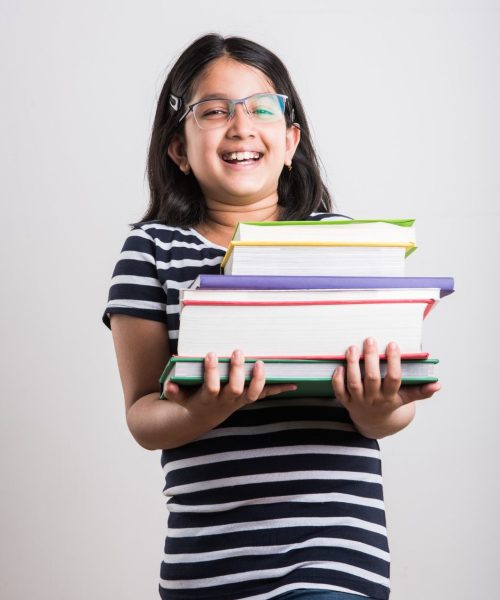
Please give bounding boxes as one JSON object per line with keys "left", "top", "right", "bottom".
{"left": 174, "top": 352, "right": 430, "bottom": 360}
{"left": 182, "top": 299, "right": 434, "bottom": 307}
{"left": 237, "top": 219, "right": 415, "bottom": 227}
{"left": 230, "top": 241, "right": 415, "bottom": 247}
{"left": 423, "top": 299, "right": 438, "bottom": 318}
{"left": 195, "top": 275, "right": 454, "bottom": 296}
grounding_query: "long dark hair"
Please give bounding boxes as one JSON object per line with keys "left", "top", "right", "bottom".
{"left": 143, "top": 34, "right": 333, "bottom": 225}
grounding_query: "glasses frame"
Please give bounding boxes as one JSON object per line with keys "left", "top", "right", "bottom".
{"left": 177, "top": 93, "right": 289, "bottom": 130}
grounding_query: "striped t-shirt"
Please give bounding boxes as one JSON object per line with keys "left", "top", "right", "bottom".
{"left": 104, "top": 214, "right": 390, "bottom": 600}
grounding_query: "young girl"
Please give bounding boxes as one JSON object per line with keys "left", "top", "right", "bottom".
{"left": 104, "top": 34, "right": 439, "bottom": 600}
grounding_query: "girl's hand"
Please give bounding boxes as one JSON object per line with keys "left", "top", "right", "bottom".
{"left": 163, "top": 350, "right": 297, "bottom": 426}
{"left": 332, "top": 338, "right": 441, "bottom": 439}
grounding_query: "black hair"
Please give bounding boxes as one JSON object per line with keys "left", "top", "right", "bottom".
{"left": 143, "top": 33, "right": 333, "bottom": 225}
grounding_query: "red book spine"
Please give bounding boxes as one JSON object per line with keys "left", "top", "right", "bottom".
{"left": 182, "top": 299, "right": 434, "bottom": 307}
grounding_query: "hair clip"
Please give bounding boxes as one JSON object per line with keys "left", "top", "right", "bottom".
{"left": 290, "top": 108, "right": 295, "bottom": 122}
{"left": 169, "top": 94, "right": 182, "bottom": 111}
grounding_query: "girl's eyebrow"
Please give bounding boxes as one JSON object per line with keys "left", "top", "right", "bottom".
{"left": 195, "top": 93, "right": 230, "bottom": 102}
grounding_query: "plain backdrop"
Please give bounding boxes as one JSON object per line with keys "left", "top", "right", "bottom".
{"left": 1, "top": 1, "right": 499, "bottom": 598}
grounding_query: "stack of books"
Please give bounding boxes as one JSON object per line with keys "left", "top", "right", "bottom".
{"left": 160, "top": 219, "right": 454, "bottom": 397}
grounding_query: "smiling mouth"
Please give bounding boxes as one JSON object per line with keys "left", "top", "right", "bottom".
{"left": 221, "top": 151, "right": 262, "bottom": 164}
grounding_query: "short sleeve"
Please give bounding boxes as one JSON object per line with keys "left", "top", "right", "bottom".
{"left": 102, "top": 226, "right": 169, "bottom": 329}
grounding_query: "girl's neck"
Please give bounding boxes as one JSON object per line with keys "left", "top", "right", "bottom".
{"left": 195, "top": 197, "right": 281, "bottom": 247}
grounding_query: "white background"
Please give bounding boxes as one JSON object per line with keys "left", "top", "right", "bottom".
{"left": 1, "top": 1, "right": 499, "bottom": 598}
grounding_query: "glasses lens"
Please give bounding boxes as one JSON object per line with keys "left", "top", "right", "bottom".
{"left": 191, "top": 94, "right": 287, "bottom": 129}
{"left": 246, "top": 94, "right": 286, "bottom": 122}
{"left": 192, "top": 99, "right": 231, "bottom": 129}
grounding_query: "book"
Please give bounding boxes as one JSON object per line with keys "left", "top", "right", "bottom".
{"left": 222, "top": 219, "right": 417, "bottom": 276}
{"left": 160, "top": 356, "right": 439, "bottom": 397}
{"left": 182, "top": 287, "right": 443, "bottom": 303}
{"left": 188, "top": 274, "right": 455, "bottom": 298}
{"left": 232, "top": 219, "right": 417, "bottom": 244}
{"left": 177, "top": 295, "right": 439, "bottom": 357}
{"left": 221, "top": 243, "right": 414, "bottom": 276}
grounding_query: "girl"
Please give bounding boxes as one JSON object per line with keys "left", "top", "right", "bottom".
{"left": 104, "top": 34, "right": 439, "bottom": 600}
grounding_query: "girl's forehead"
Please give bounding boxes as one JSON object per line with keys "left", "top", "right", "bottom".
{"left": 190, "top": 57, "right": 276, "bottom": 102}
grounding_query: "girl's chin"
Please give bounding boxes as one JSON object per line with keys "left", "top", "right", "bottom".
{"left": 221, "top": 187, "right": 269, "bottom": 201}
{"left": 217, "top": 174, "right": 268, "bottom": 196}
{"left": 204, "top": 183, "right": 278, "bottom": 205}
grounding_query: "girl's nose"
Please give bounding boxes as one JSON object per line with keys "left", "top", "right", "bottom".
{"left": 226, "top": 103, "right": 256, "bottom": 137}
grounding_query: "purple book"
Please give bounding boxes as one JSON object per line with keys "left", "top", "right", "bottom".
{"left": 191, "top": 274, "right": 455, "bottom": 297}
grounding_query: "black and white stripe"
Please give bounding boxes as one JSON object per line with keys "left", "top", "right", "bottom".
{"left": 104, "top": 214, "right": 390, "bottom": 600}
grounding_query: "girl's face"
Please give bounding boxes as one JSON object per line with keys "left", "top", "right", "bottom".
{"left": 169, "top": 57, "right": 300, "bottom": 208}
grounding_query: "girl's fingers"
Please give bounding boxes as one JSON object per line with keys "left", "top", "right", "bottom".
{"left": 332, "top": 365, "right": 349, "bottom": 405}
{"left": 244, "top": 360, "right": 266, "bottom": 402}
{"left": 245, "top": 361, "right": 297, "bottom": 403}
{"left": 224, "top": 349, "right": 246, "bottom": 398}
{"left": 399, "top": 381, "right": 441, "bottom": 404}
{"left": 345, "top": 345, "right": 363, "bottom": 401}
{"left": 261, "top": 383, "right": 298, "bottom": 398}
{"left": 201, "top": 352, "right": 221, "bottom": 398}
{"left": 163, "top": 380, "right": 191, "bottom": 405}
{"left": 362, "top": 338, "right": 381, "bottom": 398}
{"left": 382, "top": 342, "right": 402, "bottom": 396}
{"left": 164, "top": 380, "right": 180, "bottom": 399}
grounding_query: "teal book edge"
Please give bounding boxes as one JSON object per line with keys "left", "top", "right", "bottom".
{"left": 159, "top": 357, "right": 439, "bottom": 398}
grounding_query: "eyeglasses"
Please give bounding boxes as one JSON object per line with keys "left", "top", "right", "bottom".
{"left": 176, "top": 93, "right": 289, "bottom": 130}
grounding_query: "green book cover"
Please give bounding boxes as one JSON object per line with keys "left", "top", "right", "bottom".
{"left": 232, "top": 219, "right": 415, "bottom": 231}
{"left": 159, "top": 356, "right": 438, "bottom": 398}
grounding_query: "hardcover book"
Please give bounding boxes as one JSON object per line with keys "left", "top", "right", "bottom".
{"left": 221, "top": 219, "right": 418, "bottom": 276}
{"left": 187, "top": 274, "right": 455, "bottom": 298}
{"left": 177, "top": 296, "right": 439, "bottom": 357}
{"left": 160, "top": 356, "right": 439, "bottom": 398}
{"left": 231, "top": 219, "right": 417, "bottom": 244}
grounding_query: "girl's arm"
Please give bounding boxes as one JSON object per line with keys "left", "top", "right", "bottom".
{"left": 110, "top": 314, "right": 296, "bottom": 450}
{"left": 332, "top": 338, "right": 441, "bottom": 439}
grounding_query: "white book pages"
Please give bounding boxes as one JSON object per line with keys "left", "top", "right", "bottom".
{"left": 178, "top": 301, "right": 429, "bottom": 356}
{"left": 225, "top": 245, "right": 407, "bottom": 276}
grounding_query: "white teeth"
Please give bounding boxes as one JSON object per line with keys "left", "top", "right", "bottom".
{"left": 224, "top": 151, "right": 260, "bottom": 161}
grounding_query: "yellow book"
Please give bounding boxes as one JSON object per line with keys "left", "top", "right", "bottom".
{"left": 221, "top": 219, "right": 417, "bottom": 275}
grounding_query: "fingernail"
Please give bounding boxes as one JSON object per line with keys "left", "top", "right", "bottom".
{"left": 253, "top": 361, "right": 265, "bottom": 378}
{"left": 206, "top": 352, "right": 217, "bottom": 364}
{"left": 388, "top": 342, "right": 397, "bottom": 351}
{"left": 366, "top": 337, "right": 375, "bottom": 346}
{"left": 233, "top": 349, "right": 243, "bottom": 362}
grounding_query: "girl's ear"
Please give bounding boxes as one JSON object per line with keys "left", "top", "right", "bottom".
{"left": 285, "top": 124, "right": 301, "bottom": 167}
{"left": 168, "top": 134, "right": 190, "bottom": 174}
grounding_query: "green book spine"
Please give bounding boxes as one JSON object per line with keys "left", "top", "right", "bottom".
{"left": 159, "top": 357, "right": 438, "bottom": 398}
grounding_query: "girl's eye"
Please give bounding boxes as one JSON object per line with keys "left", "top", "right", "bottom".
{"left": 252, "top": 105, "right": 277, "bottom": 120}
{"left": 196, "top": 102, "right": 229, "bottom": 120}
{"left": 203, "top": 108, "right": 228, "bottom": 118}
{"left": 248, "top": 95, "right": 282, "bottom": 120}
{"left": 254, "top": 107, "right": 275, "bottom": 116}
